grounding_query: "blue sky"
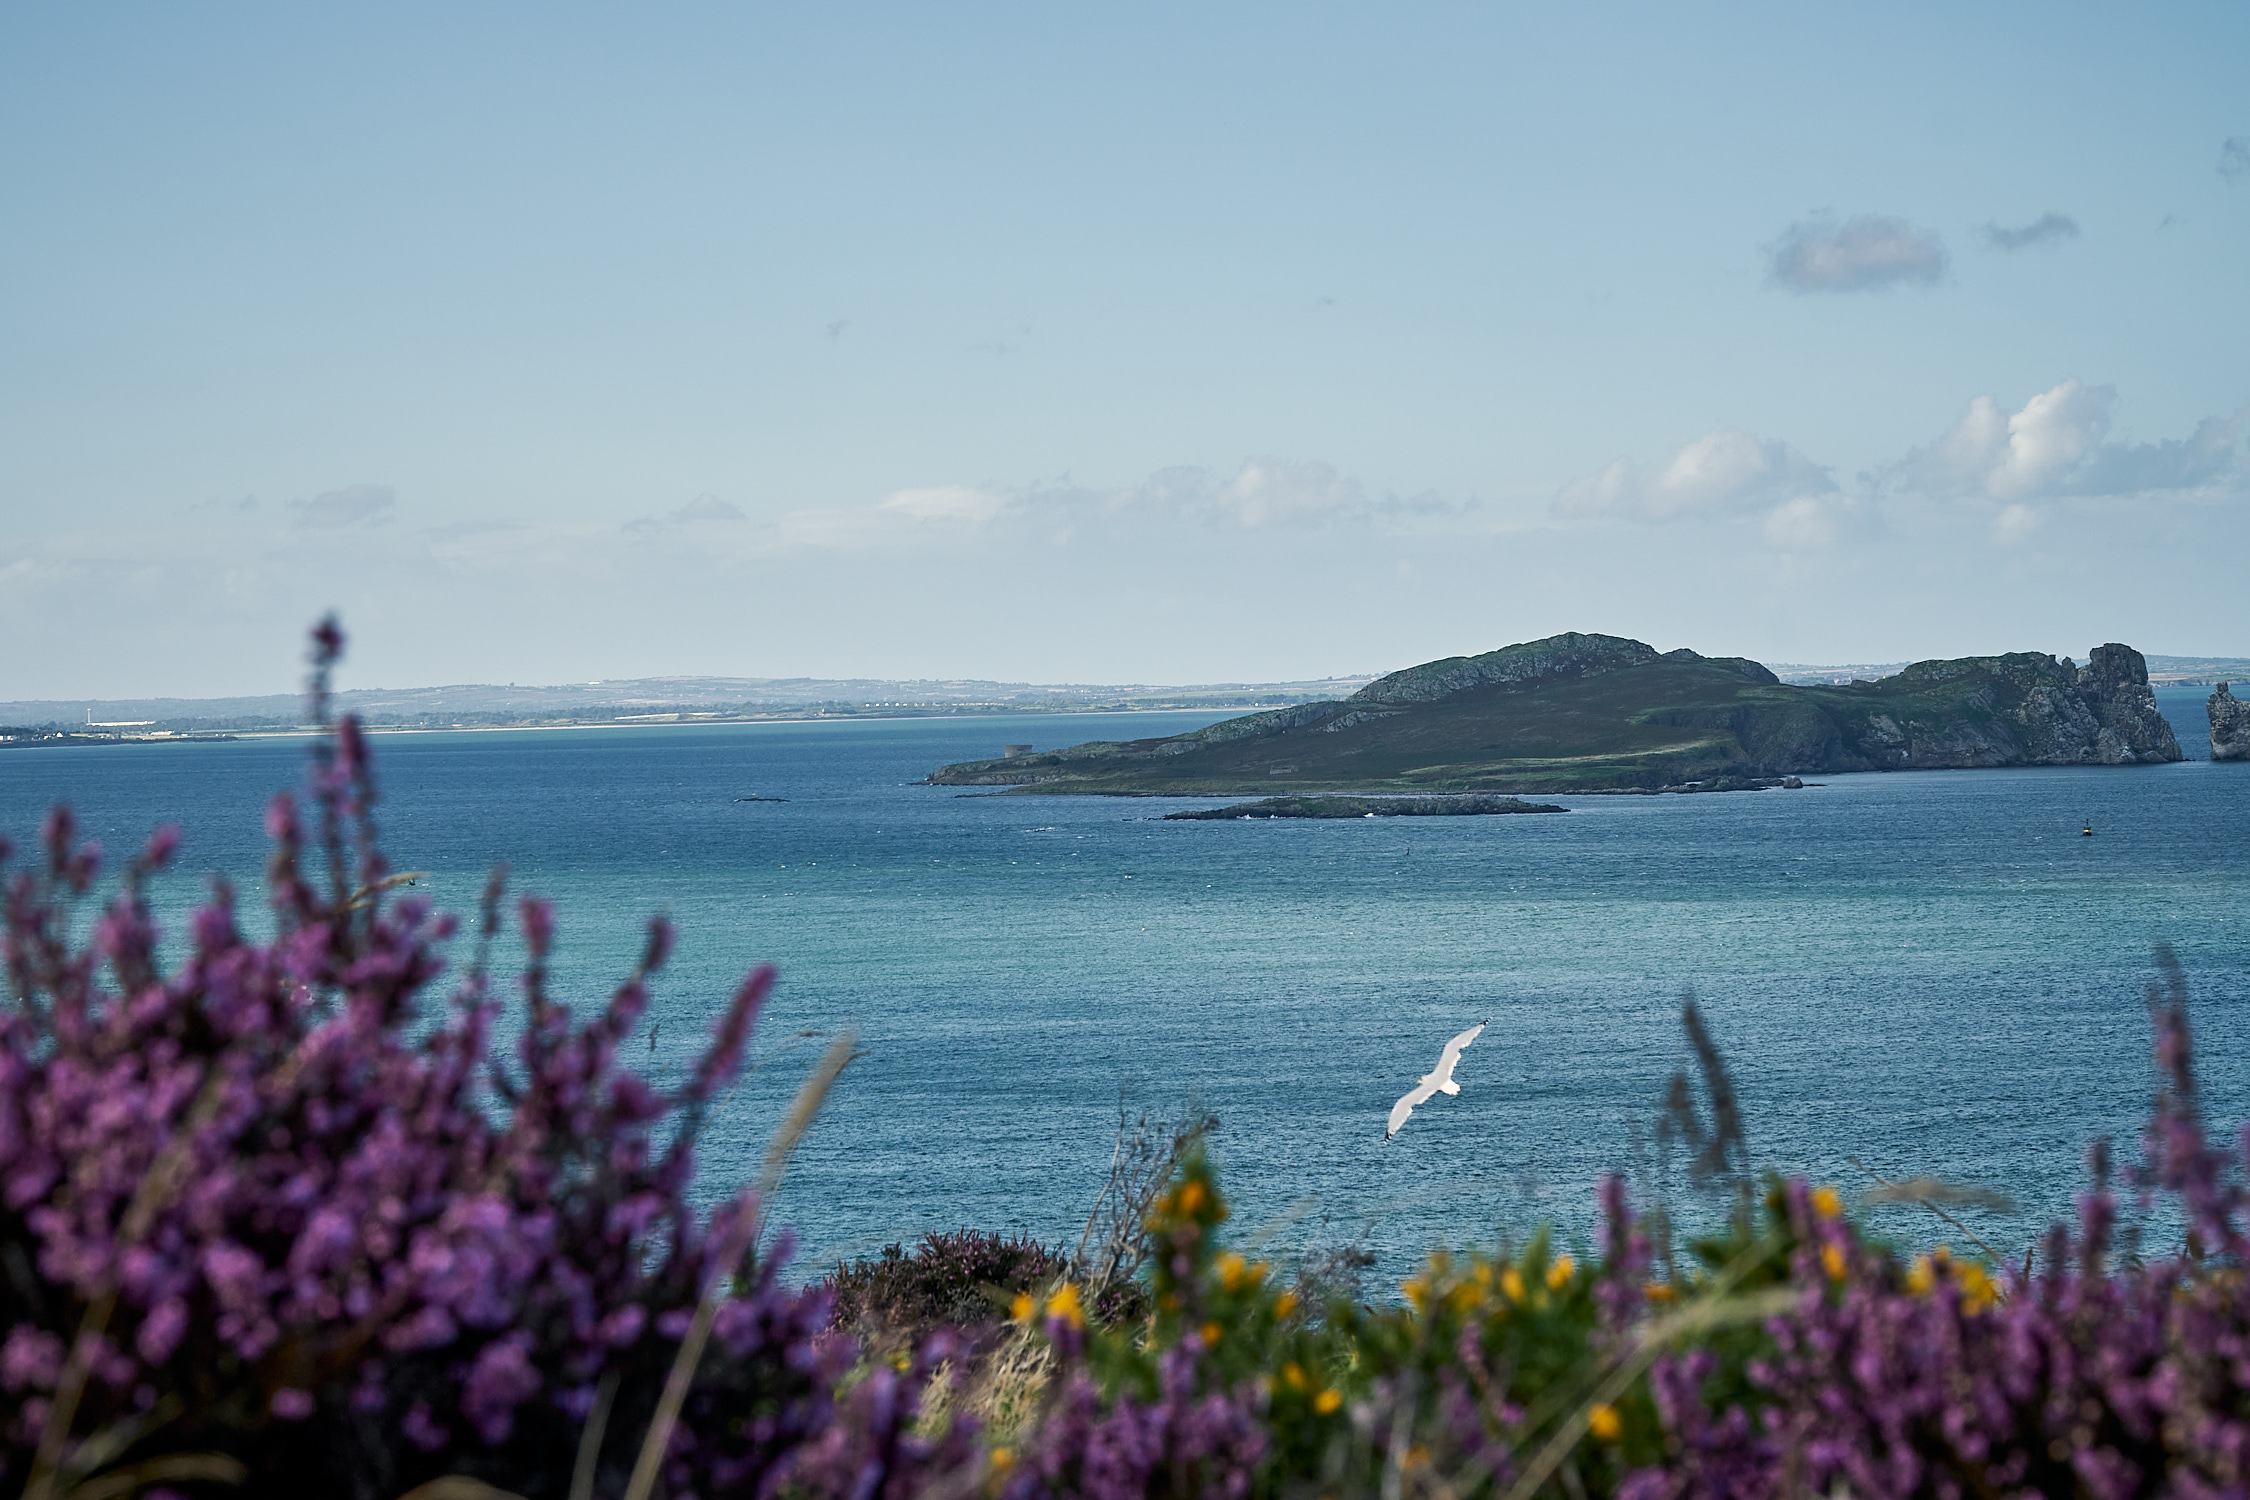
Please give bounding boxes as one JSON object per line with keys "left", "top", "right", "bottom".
{"left": 4, "top": 2, "right": 2246, "bottom": 695}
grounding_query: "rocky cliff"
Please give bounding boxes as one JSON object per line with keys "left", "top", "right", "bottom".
{"left": 2212, "top": 683, "right": 2250, "bottom": 762}
{"left": 927, "top": 632, "right": 2183, "bottom": 795}
{"left": 1812, "top": 643, "right": 2181, "bottom": 770}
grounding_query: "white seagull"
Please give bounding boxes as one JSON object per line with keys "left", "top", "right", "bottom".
{"left": 1385, "top": 1020, "right": 1489, "bottom": 1139}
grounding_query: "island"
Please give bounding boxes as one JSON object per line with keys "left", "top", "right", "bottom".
{"left": 926, "top": 631, "right": 2184, "bottom": 796}
{"left": 1162, "top": 794, "right": 1566, "bottom": 819}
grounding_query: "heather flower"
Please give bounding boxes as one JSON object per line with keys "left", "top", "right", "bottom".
{"left": 0, "top": 620, "right": 949, "bottom": 1500}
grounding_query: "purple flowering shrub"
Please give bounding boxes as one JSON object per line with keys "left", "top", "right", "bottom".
{"left": 0, "top": 623, "right": 973, "bottom": 1500}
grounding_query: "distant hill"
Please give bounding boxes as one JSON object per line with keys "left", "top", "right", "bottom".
{"left": 0, "top": 674, "right": 1375, "bottom": 734}
{"left": 927, "top": 632, "right": 2185, "bottom": 795}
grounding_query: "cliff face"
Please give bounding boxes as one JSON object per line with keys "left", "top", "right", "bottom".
{"left": 926, "top": 632, "right": 2183, "bottom": 795}
{"left": 2212, "top": 684, "right": 2250, "bottom": 762}
{"left": 1809, "top": 644, "right": 2181, "bottom": 771}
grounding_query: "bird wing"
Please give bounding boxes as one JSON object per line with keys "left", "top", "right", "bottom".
{"left": 1429, "top": 1021, "right": 1488, "bottom": 1088}
{"left": 1385, "top": 1091, "right": 1417, "bottom": 1138}
{"left": 1386, "top": 1074, "right": 1442, "bottom": 1138}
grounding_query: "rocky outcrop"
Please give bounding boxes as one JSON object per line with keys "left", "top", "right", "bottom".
{"left": 1823, "top": 644, "right": 2181, "bottom": 769}
{"left": 1163, "top": 794, "right": 1565, "bottom": 819}
{"left": 1351, "top": 632, "right": 1663, "bottom": 704}
{"left": 2212, "top": 683, "right": 2250, "bottom": 762}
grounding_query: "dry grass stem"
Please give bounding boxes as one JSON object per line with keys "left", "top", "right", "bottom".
{"left": 621, "top": 1030, "right": 857, "bottom": 1500}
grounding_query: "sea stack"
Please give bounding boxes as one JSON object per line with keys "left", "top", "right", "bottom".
{"left": 2210, "top": 683, "right": 2250, "bottom": 762}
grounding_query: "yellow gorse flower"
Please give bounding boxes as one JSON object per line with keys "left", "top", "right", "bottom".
{"left": 988, "top": 1448, "right": 1013, "bottom": 1474}
{"left": 1200, "top": 1320, "right": 1223, "bottom": 1345}
{"left": 1820, "top": 1243, "right": 1848, "bottom": 1283}
{"left": 1500, "top": 1267, "right": 1527, "bottom": 1304}
{"left": 1587, "top": 1403, "right": 1623, "bottom": 1443}
{"left": 1812, "top": 1185, "right": 1844, "bottom": 1220}
{"left": 1282, "top": 1361, "right": 1308, "bottom": 1391}
{"left": 1010, "top": 1292, "right": 1036, "bottom": 1323}
{"left": 1215, "top": 1251, "right": 1266, "bottom": 1292}
{"left": 1273, "top": 1290, "right": 1299, "bottom": 1320}
{"left": 1546, "top": 1254, "right": 1575, "bottom": 1291}
{"left": 1314, "top": 1388, "right": 1343, "bottom": 1415}
{"left": 1045, "top": 1281, "right": 1084, "bottom": 1329}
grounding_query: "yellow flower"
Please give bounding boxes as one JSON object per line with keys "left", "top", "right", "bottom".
{"left": 1587, "top": 1404, "right": 1623, "bottom": 1443}
{"left": 988, "top": 1447, "right": 1014, "bottom": 1474}
{"left": 1200, "top": 1320, "right": 1223, "bottom": 1345}
{"left": 1314, "top": 1388, "right": 1343, "bottom": 1415}
{"left": 1500, "top": 1267, "right": 1527, "bottom": 1304}
{"left": 1158, "top": 1292, "right": 1179, "bottom": 1312}
{"left": 1217, "top": 1252, "right": 1248, "bottom": 1290}
{"left": 1546, "top": 1254, "right": 1576, "bottom": 1291}
{"left": 1045, "top": 1282, "right": 1084, "bottom": 1329}
{"left": 1820, "top": 1243, "right": 1848, "bottom": 1283}
{"left": 1906, "top": 1255, "right": 1934, "bottom": 1296}
{"left": 1644, "top": 1282, "right": 1677, "bottom": 1304}
{"left": 1177, "top": 1181, "right": 1207, "bottom": 1215}
{"left": 1273, "top": 1290, "right": 1299, "bottom": 1320}
{"left": 1282, "top": 1361, "right": 1308, "bottom": 1391}
{"left": 1401, "top": 1274, "right": 1431, "bottom": 1313}
{"left": 1010, "top": 1292, "right": 1035, "bottom": 1323}
{"left": 1812, "top": 1185, "right": 1844, "bottom": 1220}
{"left": 1957, "top": 1262, "right": 1996, "bottom": 1315}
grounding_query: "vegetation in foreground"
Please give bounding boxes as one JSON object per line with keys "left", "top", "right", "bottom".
{"left": 6, "top": 623, "right": 2250, "bottom": 1500}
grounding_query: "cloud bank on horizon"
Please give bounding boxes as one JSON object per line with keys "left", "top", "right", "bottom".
{"left": 1, "top": 5, "right": 2246, "bottom": 696}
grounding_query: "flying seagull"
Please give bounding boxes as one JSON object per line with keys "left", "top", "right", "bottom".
{"left": 1385, "top": 1020, "right": 1489, "bottom": 1139}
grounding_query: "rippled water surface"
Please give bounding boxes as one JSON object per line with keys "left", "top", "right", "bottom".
{"left": 5, "top": 685, "right": 2243, "bottom": 1282}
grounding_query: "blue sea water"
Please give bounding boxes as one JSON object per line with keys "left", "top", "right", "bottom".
{"left": 2, "top": 685, "right": 2244, "bottom": 1287}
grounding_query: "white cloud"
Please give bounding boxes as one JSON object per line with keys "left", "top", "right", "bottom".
{"left": 1896, "top": 379, "right": 2242, "bottom": 500}
{"left": 1199, "top": 458, "right": 1363, "bottom": 527}
{"left": 1104, "top": 458, "right": 1459, "bottom": 529}
{"left": 1555, "top": 430, "right": 1834, "bottom": 521}
{"left": 1989, "top": 503, "right": 2044, "bottom": 546}
{"left": 288, "top": 483, "right": 395, "bottom": 528}
{"left": 1767, "top": 215, "right": 1948, "bottom": 293}
{"left": 876, "top": 485, "right": 1009, "bottom": 523}
{"left": 1761, "top": 494, "right": 1865, "bottom": 552}
{"left": 1979, "top": 213, "right": 2079, "bottom": 251}
{"left": 671, "top": 494, "right": 745, "bottom": 522}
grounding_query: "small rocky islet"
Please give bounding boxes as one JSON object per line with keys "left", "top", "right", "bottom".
{"left": 1162, "top": 794, "right": 1566, "bottom": 820}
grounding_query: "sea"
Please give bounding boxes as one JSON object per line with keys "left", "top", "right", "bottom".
{"left": 3, "top": 685, "right": 2243, "bottom": 1287}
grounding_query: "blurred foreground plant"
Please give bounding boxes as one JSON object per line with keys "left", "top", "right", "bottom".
{"left": 0, "top": 621, "right": 973, "bottom": 1500}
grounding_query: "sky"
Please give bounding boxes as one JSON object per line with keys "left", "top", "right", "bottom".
{"left": 3, "top": 2, "right": 2247, "bottom": 697}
